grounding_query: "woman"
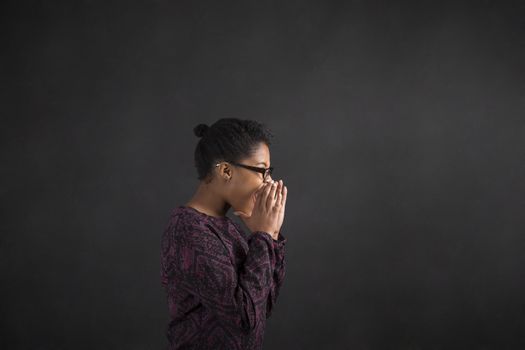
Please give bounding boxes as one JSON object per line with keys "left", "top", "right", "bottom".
{"left": 160, "top": 118, "right": 288, "bottom": 350}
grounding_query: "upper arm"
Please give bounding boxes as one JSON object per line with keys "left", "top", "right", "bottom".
{"left": 173, "top": 222, "right": 270, "bottom": 331}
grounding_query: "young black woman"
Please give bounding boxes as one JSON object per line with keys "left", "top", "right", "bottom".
{"left": 160, "top": 118, "right": 288, "bottom": 350}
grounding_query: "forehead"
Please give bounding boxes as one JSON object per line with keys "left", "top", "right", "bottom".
{"left": 246, "top": 143, "right": 270, "bottom": 165}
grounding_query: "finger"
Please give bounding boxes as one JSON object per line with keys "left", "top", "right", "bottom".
{"left": 281, "top": 185, "right": 287, "bottom": 207}
{"left": 274, "top": 179, "right": 283, "bottom": 201}
{"left": 253, "top": 183, "right": 266, "bottom": 202}
{"left": 233, "top": 210, "right": 249, "bottom": 218}
{"left": 266, "top": 181, "right": 278, "bottom": 209}
{"left": 258, "top": 182, "right": 272, "bottom": 211}
{"left": 275, "top": 180, "right": 283, "bottom": 206}
{"left": 253, "top": 186, "right": 262, "bottom": 200}
{"left": 275, "top": 179, "right": 282, "bottom": 199}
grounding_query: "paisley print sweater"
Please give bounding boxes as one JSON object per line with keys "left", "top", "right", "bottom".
{"left": 160, "top": 205, "right": 287, "bottom": 350}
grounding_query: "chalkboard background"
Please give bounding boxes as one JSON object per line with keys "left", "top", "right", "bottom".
{"left": 2, "top": 0, "right": 525, "bottom": 349}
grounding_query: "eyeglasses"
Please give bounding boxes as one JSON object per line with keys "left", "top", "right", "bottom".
{"left": 215, "top": 161, "right": 274, "bottom": 181}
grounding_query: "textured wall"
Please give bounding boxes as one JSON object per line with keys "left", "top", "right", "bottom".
{"left": 2, "top": 0, "right": 525, "bottom": 348}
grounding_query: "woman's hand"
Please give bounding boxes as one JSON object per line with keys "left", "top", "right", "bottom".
{"left": 273, "top": 179, "right": 287, "bottom": 237}
{"left": 234, "top": 180, "right": 287, "bottom": 240}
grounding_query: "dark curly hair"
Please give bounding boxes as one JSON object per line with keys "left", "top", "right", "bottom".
{"left": 193, "top": 118, "right": 274, "bottom": 182}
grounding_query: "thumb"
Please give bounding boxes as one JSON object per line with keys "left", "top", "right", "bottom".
{"left": 233, "top": 211, "right": 249, "bottom": 218}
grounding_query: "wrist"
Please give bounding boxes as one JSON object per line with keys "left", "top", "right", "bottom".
{"left": 252, "top": 228, "right": 279, "bottom": 240}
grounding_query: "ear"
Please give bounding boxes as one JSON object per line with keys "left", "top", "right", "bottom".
{"left": 216, "top": 162, "right": 233, "bottom": 181}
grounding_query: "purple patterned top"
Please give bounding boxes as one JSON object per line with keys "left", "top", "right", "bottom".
{"left": 160, "top": 205, "right": 287, "bottom": 350}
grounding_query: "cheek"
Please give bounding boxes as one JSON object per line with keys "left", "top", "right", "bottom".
{"left": 233, "top": 176, "right": 260, "bottom": 195}
{"left": 231, "top": 181, "right": 260, "bottom": 208}
{"left": 245, "top": 185, "right": 261, "bottom": 203}
{"left": 230, "top": 182, "right": 249, "bottom": 201}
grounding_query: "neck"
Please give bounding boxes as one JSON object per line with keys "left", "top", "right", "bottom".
{"left": 185, "top": 181, "right": 231, "bottom": 218}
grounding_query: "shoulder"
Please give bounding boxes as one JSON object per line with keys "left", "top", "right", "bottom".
{"left": 168, "top": 207, "right": 224, "bottom": 250}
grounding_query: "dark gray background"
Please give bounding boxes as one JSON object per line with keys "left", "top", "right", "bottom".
{"left": 2, "top": 0, "right": 525, "bottom": 349}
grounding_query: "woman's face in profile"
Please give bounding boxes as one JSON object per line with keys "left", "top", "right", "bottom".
{"left": 227, "top": 142, "right": 273, "bottom": 216}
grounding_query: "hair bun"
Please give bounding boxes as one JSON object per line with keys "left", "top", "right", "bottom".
{"left": 193, "top": 123, "right": 210, "bottom": 138}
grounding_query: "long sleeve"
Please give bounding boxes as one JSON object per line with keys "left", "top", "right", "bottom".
{"left": 266, "top": 231, "right": 287, "bottom": 319}
{"left": 173, "top": 222, "right": 278, "bottom": 333}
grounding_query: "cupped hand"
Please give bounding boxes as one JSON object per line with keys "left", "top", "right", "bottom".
{"left": 273, "top": 179, "right": 287, "bottom": 237}
{"left": 233, "top": 180, "right": 287, "bottom": 240}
